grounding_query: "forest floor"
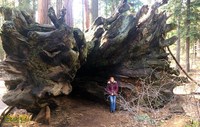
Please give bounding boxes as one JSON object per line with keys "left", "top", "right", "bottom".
{"left": 1, "top": 95, "right": 199, "bottom": 127}
{"left": 1, "top": 58, "right": 200, "bottom": 127}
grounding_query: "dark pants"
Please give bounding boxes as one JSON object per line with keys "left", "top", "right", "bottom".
{"left": 109, "top": 95, "right": 116, "bottom": 112}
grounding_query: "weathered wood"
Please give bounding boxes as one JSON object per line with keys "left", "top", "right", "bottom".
{"left": 48, "top": 7, "right": 66, "bottom": 29}
{"left": 159, "top": 36, "right": 178, "bottom": 47}
{"left": 35, "top": 106, "right": 51, "bottom": 125}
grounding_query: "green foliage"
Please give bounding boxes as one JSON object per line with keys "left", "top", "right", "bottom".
{"left": 165, "top": 0, "right": 200, "bottom": 45}
{"left": 100, "top": 0, "right": 143, "bottom": 17}
{"left": 4, "top": 114, "right": 31, "bottom": 123}
{"left": 17, "top": 0, "right": 32, "bottom": 10}
{"left": 0, "top": 0, "right": 15, "bottom": 8}
{"left": 129, "top": 0, "right": 143, "bottom": 12}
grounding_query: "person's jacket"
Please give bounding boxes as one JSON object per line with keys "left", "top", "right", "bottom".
{"left": 105, "top": 81, "right": 119, "bottom": 95}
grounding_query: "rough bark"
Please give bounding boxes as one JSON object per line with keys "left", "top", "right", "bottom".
{"left": 0, "top": 0, "right": 184, "bottom": 116}
{"left": 1, "top": 8, "right": 86, "bottom": 113}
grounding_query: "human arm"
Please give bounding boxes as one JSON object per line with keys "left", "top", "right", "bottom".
{"left": 105, "top": 84, "right": 113, "bottom": 95}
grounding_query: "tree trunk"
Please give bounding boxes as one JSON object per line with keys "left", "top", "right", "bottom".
{"left": 38, "top": 0, "right": 51, "bottom": 24}
{"left": 176, "top": 17, "right": 181, "bottom": 69}
{"left": 198, "top": 39, "right": 200, "bottom": 57}
{"left": 176, "top": 1, "right": 182, "bottom": 70}
{"left": 91, "top": 0, "right": 98, "bottom": 23}
{"left": 194, "top": 41, "right": 197, "bottom": 58}
{"left": 82, "top": 0, "right": 85, "bottom": 31}
{"left": 84, "top": 0, "right": 90, "bottom": 30}
{"left": 185, "top": 0, "right": 190, "bottom": 72}
{"left": 1, "top": 0, "right": 184, "bottom": 117}
{"left": 63, "top": 0, "right": 73, "bottom": 27}
{"left": 32, "top": 0, "right": 36, "bottom": 21}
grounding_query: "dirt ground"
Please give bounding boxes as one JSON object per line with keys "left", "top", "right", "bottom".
{"left": 1, "top": 94, "right": 198, "bottom": 127}
{"left": 49, "top": 96, "right": 137, "bottom": 127}
{"left": 46, "top": 95, "right": 199, "bottom": 127}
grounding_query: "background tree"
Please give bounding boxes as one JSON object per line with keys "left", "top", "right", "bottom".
{"left": 165, "top": 0, "right": 200, "bottom": 71}
{"left": 63, "top": 0, "right": 73, "bottom": 27}
{"left": 102, "top": 0, "right": 142, "bottom": 17}
{"left": 18, "top": 0, "right": 31, "bottom": 10}
{"left": 185, "top": 0, "right": 191, "bottom": 72}
{"left": 175, "top": 0, "right": 183, "bottom": 69}
{"left": 84, "top": 0, "right": 90, "bottom": 30}
{"left": 198, "top": 39, "right": 200, "bottom": 57}
{"left": 190, "top": 0, "right": 200, "bottom": 59}
{"left": 81, "top": 0, "right": 85, "bottom": 31}
{"left": 32, "top": 0, "right": 37, "bottom": 21}
{"left": 104, "top": 0, "right": 119, "bottom": 17}
{"left": 91, "top": 0, "right": 98, "bottom": 23}
{"left": 38, "top": 0, "right": 51, "bottom": 24}
{"left": 56, "top": 0, "right": 63, "bottom": 17}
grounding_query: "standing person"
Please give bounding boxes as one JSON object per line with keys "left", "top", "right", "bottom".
{"left": 105, "top": 77, "right": 119, "bottom": 113}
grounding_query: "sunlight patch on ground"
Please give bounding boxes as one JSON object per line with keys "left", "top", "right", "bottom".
{"left": 173, "top": 84, "right": 200, "bottom": 95}
{"left": 173, "top": 83, "right": 200, "bottom": 100}
{"left": 160, "top": 115, "right": 190, "bottom": 127}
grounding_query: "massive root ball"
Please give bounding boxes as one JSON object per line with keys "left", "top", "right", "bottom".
{"left": 1, "top": 0, "right": 184, "bottom": 113}
{"left": 1, "top": 8, "right": 87, "bottom": 112}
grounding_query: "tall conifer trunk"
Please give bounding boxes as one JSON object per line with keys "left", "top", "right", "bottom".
{"left": 38, "top": 0, "right": 51, "bottom": 24}
{"left": 63, "top": 0, "right": 73, "bottom": 27}
{"left": 185, "top": 0, "right": 190, "bottom": 72}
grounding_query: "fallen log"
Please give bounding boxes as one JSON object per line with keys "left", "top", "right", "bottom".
{"left": 0, "top": 0, "right": 184, "bottom": 117}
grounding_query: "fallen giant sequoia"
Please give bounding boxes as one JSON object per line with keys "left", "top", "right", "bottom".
{"left": 1, "top": 0, "right": 182, "bottom": 114}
